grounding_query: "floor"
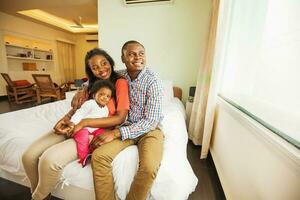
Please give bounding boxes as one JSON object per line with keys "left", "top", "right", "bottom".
{"left": 187, "top": 142, "right": 225, "bottom": 200}
{"left": 0, "top": 98, "right": 226, "bottom": 200}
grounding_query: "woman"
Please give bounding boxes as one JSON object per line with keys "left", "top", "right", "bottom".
{"left": 22, "top": 48, "right": 129, "bottom": 200}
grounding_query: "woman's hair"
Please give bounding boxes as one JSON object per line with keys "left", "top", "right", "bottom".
{"left": 90, "top": 80, "right": 116, "bottom": 99}
{"left": 85, "top": 48, "right": 120, "bottom": 91}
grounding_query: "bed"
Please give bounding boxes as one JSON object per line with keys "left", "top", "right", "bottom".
{"left": 0, "top": 81, "right": 198, "bottom": 200}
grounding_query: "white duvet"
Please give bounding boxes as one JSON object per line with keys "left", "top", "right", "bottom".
{"left": 0, "top": 98, "right": 197, "bottom": 200}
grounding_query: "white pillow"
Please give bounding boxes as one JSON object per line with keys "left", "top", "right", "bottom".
{"left": 162, "top": 80, "right": 174, "bottom": 103}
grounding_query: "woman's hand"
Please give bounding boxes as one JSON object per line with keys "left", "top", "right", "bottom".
{"left": 64, "top": 121, "right": 75, "bottom": 138}
{"left": 53, "top": 117, "right": 74, "bottom": 136}
{"left": 53, "top": 117, "right": 68, "bottom": 135}
{"left": 90, "top": 129, "right": 120, "bottom": 150}
{"left": 71, "top": 89, "right": 88, "bottom": 109}
{"left": 63, "top": 120, "right": 86, "bottom": 138}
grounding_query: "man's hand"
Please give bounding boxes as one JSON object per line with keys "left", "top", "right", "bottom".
{"left": 90, "top": 129, "right": 120, "bottom": 150}
{"left": 71, "top": 89, "right": 88, "bottom": 109}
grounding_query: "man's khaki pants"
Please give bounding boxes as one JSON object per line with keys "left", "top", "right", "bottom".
{"left": 22, "top": 132, "right": 77, "bottom": 200}
{"left": 92, "top": 129, "right": 164, "bottom": 200}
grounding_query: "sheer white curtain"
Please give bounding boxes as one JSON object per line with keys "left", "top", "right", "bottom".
{"left": 57, "top": 41, "right": 76, "bottom": 83}
{"left": 189, "top": 0, "right": 300, "bottom": 158}
{"left": 188, "top": 0, "right": 221, "bottom": 158}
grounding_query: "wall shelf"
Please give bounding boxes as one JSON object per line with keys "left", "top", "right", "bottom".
{"left": 3, "top": 35, "right": 55, "bottom": 81}
{"left": 5, "top": 44, "right": 53, "bottom": 53}
{"left": 4, "top": 35, "right": 54, "bottom": 61}
{"left": 32, "top": 48, "right": 53, "bottom": 53}
{"left": 5, "top": 43, "right": 32, "bottom": 50}
{"left": 7, "top": 56, "right": 53, "bottom": 62}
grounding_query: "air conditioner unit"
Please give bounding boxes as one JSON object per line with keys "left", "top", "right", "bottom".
{"left": 85, "top": 34, "right": 98, "bottom": 42}
{"left": 123, "top": 0, "right": 174, "bottom": 6}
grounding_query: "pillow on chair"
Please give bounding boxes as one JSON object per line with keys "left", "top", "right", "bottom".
{"left": 81, "top": 77, "right": 88, "bottom": 82}
{"left": 13, "top": 80, "right": 31, "bottom": 87}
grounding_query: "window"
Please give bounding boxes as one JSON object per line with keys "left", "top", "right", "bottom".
{"left": 219, "top": 0, "right": 300, "bottom": 148}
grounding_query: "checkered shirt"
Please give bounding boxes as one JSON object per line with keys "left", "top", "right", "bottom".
{"left": 119, "top": 68, "right": 163, "bottom": 140}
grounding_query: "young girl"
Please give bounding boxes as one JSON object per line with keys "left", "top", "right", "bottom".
{"left": 68, "top": 79, "right": 115, "bottom": 166}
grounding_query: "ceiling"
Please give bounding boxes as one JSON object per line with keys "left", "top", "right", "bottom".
{"left": 0, "top": 0, "right": 98, "bottom": 33}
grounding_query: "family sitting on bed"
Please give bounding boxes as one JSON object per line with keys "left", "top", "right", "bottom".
{"left": 22, "top": 40, "right": 164, "bottom": 200}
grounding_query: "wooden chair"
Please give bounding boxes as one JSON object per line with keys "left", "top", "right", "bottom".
{"left": 32, "top": 74, "right": 70, "bottom": 104}
{"left": 1, "top": 73, "right": 36, "bottom": 104}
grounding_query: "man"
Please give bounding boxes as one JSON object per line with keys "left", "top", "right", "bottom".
{"left": 90, "top": 40, "right": 164, "bottom": 200}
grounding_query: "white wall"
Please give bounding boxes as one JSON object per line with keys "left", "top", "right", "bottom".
{"left": 0, "top": 11, "right": 76, "bottom": 95}
{"left": 98, "top": 0, "right": 212, "bottom": 101}
{"left": 211, "top": 97, "right": 300, "bottom": 200}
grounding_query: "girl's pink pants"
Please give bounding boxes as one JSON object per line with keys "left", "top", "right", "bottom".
{"left": 73, "top": 128, "right": 105, "bottom": 165}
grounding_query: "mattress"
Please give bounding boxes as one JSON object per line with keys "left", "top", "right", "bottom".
{"left": 0, "top": 97, "right": 197, "bottom": 200}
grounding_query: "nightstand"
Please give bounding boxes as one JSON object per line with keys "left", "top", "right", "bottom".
{"left": 185, "top": 101, "right": 193, "bottom": 127}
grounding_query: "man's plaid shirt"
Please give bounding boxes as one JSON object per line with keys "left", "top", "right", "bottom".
{"left": 119, "top": 68, "right": 163, "bottom": 140}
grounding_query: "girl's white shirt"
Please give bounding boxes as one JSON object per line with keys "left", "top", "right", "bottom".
{"left": 70, "top": 99, "right": 109, "bottom": 132}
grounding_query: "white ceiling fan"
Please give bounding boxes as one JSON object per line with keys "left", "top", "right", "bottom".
{"left": 71, "top": 16, "right": 84, "bottom": 28}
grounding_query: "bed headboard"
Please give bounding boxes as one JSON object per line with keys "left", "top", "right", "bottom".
{"left": 173, "top": 87, "right": 182, "bottom": 100}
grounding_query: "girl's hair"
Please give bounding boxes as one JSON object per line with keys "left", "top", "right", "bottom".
{"left": 85, "top": 48, "right": 120, "bottom": 91}
{"left": 90, "top": 80, "right": 115, "bottom": 99}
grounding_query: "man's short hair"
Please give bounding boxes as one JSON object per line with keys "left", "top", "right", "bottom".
{"left": 121, "top": 40, "right": 144, "bottom": 56}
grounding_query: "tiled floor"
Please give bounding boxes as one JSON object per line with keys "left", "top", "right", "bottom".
{"left": 0, "top": 99, "right": 225, "bottom": 200}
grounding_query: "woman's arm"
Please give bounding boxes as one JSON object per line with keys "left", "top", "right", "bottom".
{"left": 71, "top": 86, "right": 89, "bottom": 109}
{"left": 70, "top": 109, "right": 128, "bottom": 137}
{"left": 53, "top": 86, "right": 89, "bottom": 136}
{"left": 80, "top": 109, "right": 128, "bottom": 128}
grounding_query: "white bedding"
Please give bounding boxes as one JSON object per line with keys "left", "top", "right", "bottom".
{"left": 0, "top": 97, "right": 197, "bottom": 200}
